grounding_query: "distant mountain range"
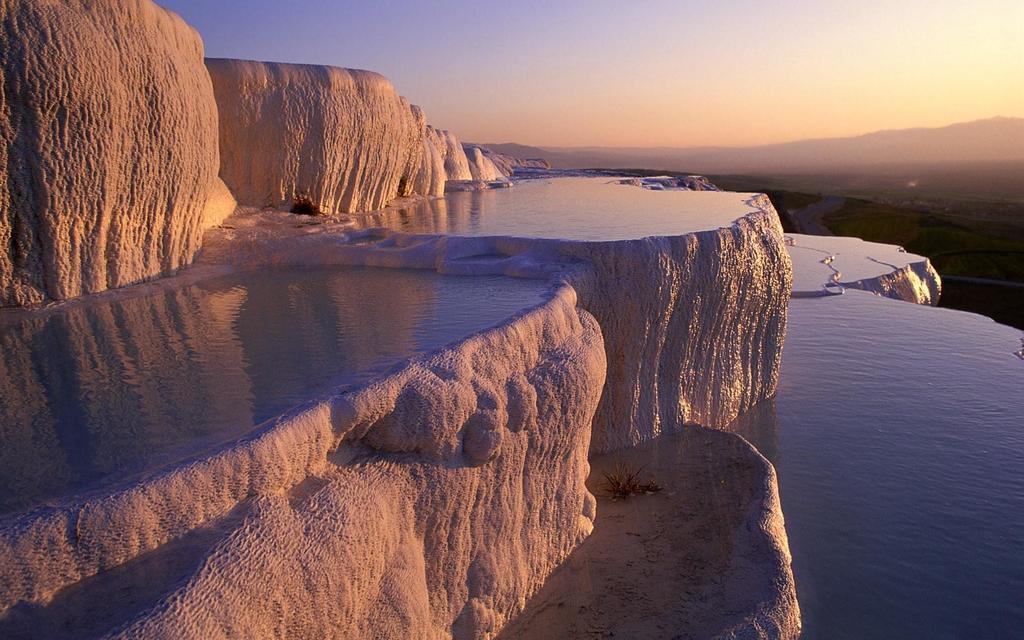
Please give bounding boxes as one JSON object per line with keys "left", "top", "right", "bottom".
{"left": 475, "top": 117, "right": 1024, "bottom": 174}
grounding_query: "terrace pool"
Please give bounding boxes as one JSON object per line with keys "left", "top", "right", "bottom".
{"left": 0, "top": 267, "right": 548, "bottom": 516}
{"left": 358, "top": 177, "right": 760, "bottom": 240}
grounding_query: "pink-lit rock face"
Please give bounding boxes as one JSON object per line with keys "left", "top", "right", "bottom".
{"left": 206, "top": 58, "right": 428, "bottom": 214}
{"left": 413, "top": 126, "right": 451, "bottom": 197}
{"left": 463, "top": 145, "right": 508, "bottom": 182}
{"left": 0, "top": 0, "right": 228, "bottom": 307}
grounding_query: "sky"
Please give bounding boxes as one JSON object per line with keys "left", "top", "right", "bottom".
{"left": 159, "top": 0, "right": 1024, "bottom": 148}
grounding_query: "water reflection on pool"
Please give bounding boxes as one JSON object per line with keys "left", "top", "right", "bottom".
{"left": 356, "top": 177, "right": 759, "bottom": 240}
{"left": 731, "top": 291, "right": 1024, "bottom": 639}
{"left": 0, "top": 267, "right": 548, "bottom": 516}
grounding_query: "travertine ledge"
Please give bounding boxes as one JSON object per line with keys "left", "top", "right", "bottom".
{"left": 787, "top": 233, "right": 941, "bottom": 304}
{"left": 195, "top": 191, "right": 792, "bottom": 453}
{"left": 0, "top": 191, "right": 798, "bottom": 638}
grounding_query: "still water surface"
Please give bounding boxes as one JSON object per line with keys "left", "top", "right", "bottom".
{"left": 0, "top": 267, "right": 547, "bottom": 516}
{"left": 360, "top": 177, "right": 758, "bottom": 240}
{"left": 733, "top": 291, "right": 1024, "bottom": 639}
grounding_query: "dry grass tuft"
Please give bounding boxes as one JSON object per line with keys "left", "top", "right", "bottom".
{"left": 602, "top": 465, "right": 662, "bottom": 500}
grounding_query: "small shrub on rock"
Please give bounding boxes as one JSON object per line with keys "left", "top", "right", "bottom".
{"left": 602, "top": 465, "right": 662, "bottom": 499}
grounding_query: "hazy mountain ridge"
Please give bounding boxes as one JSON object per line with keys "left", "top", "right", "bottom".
{"left": 480, "top": 117, "right": 1024, "bottom": 174}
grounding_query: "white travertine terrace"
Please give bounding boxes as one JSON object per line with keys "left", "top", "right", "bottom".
{"left": 0, "top": 0, "right": 797, "bottom": 635}
{"left": 299, "top": 185, "right": 793, "bottom": 453}
{"left": 413, "top": 126, "right": 450, "bottom": 197}
{"left": 206, "top": 59, "right": 428, "bottom": 214}
{"left": 110, "top": 288, "right": 607, "bottom": 639}
{"left": 618, "top": 175, "right": 722, "bottom": 191}
{"left": 463, "top": 145, "right": 508, "bottom": 182}
{"left": 0, "top": 283, "right": 608, "bottom": 637}
{"left": 476, "top": 148, "right": 551, "bottom": 176}
{"left": 0, "top": 0, "right": 229, "bottom": 307}
{"left": 197, "top": 183, "right": 792, "bottom": 452}
{"left": 0, "top": 189, "right": 798, "bottom": 637}
{"left": 786, "top": 233, "right": 941, "bottom": 305}
{"left": 442, "top": 130, "right": 475, "bottom": 181}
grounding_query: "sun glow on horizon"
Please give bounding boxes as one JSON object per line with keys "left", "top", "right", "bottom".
{"left": 160, "top": 0, "right": 1023, "bottom": 148}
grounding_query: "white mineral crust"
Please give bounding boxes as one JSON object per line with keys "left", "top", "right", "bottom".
{"left": 206, "top": 59, "right": 428, "bottom": 214}
{"left": 787, "top": 233, "right": 941, "bottom": 304}
{"left": 0, "top": 0, "right": 229, "bottom": 307}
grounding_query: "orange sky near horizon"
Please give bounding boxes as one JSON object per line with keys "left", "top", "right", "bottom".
{"left": 165, "top": 0, "right": 1024, "bottom": 148}
{"left": 425, "top": 0, "right": 1024, "bottom": 147}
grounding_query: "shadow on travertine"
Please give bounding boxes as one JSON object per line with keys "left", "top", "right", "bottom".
{"left": 498, "top": 425, "right": 798, "bottom": 640}
{"left": 0, "top": 504, "right": 249, "bottom": 640}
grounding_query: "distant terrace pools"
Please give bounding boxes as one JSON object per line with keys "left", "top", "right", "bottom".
{"left": 0, "top": 266, "right": 548, "bottom": 516}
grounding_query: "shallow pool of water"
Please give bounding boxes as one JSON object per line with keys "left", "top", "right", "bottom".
{"left": 359, "top": 177, "right": 758, "bottom": 240}
{"left": 0, "top": 267, "right": 548, "bottom": 516}
{"left": 731, "top": 291, "right": 1024, "bottom": 638}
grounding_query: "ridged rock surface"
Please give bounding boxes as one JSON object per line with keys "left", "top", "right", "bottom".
{"left": 475, "top": 147, "right": 550, "bottom": 176}
{"left": 0, "top": 196, "right": 799, "bottom": 637}
{"left": 206, "top": 59, "right": 426, "bottom": 214}
{"left": 0, "top": 0, "right": 224, "bottom": 307}
{"left": 463, "top": 145, "right": 507, "bottom": 182}
{"left": 257, "top": 190, "right": 791, "bottom": 453}
{"left": 113, "top": 292, "right": 606, "bottom": 639}
{"left": 442, "top": 130, "right": 474, "bottom": 181}
{"left": 413, "top": 126, "right": 449, "bottom": 197}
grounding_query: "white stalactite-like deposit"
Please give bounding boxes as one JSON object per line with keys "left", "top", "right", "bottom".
{"left": 206, "top": 59, "right": 427, "bottom": 214}
{"left": 0, "top": 0, "right": 227, "bottom": 307}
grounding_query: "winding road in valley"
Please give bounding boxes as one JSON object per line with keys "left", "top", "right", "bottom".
{"left": 787, "top": 195, "right": 845, "bottom": 235}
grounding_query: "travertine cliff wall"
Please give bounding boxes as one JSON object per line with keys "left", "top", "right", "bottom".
{"left": 206, "top": 59, "right": 427, "bottom": 214}
{"left": 415, "top": 130, "right": 513, "bottom": 192}
{"left": 413, "top": 126, "right": 450, "bottom": 197}
{"left": 463, "top": 145, "right": 507, "bottom": 182}
{"left": 442, "top": 130, "right": 475, "bottom": 181}
{"left": 0, "top": 0, "right": 226, "bottom": 307}
{"left": 477, "top": 148, "right": 550, "bottom": 176}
